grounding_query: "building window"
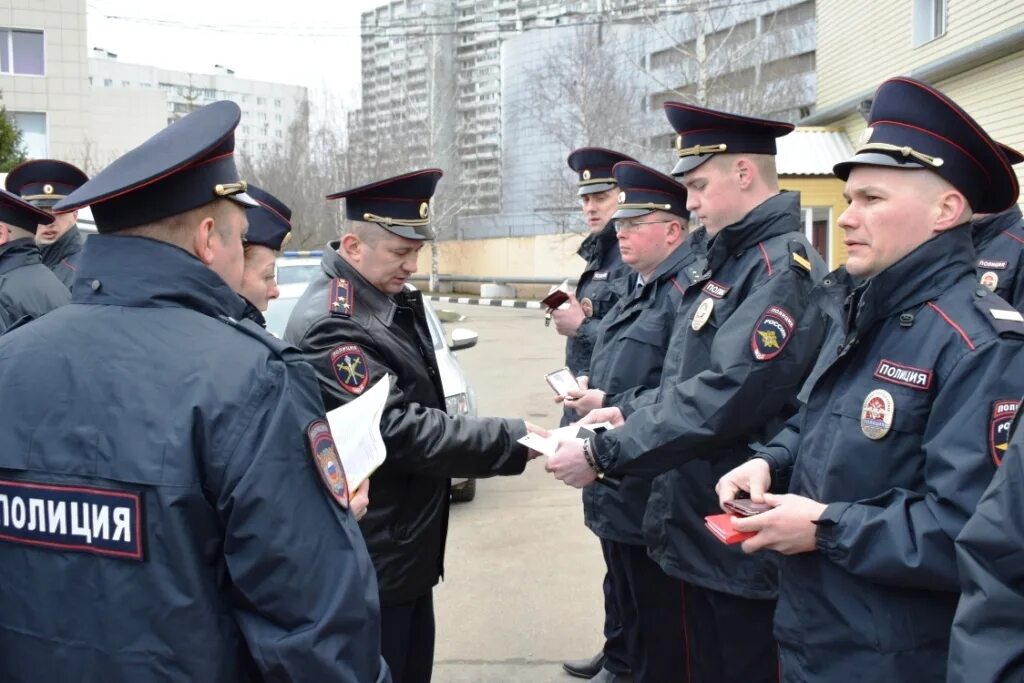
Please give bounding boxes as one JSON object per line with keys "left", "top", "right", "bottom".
{"left": 802, "top": 206, "right": 831, "bottom": 266}
{"left": 11, "top": 111, "right": 46, "bottom": 157}
{"left": 275, "top": 113, "right": 282, "bottom": 122}
{"left": 0, "top": 29, "right": 44, "bottom": 75}
{"left": 122, "top": 80, "right": 130, "bottom": 87}
{"left": 274, "top": 99, "right": 281, "bottom": 107}
{"left": 257, "top": 96, "right": 266, "bottom": 105}
{"left": 104, "top": 78, "right": 113, "bottom": 87}
{"left": 913, "top": 0, "right": 947, "bottom": 45}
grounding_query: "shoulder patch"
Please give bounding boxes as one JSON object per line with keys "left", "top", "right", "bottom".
{"left": 751, "top": 305, "right": 795, "bottom": 361}
{"left": 328, "top": 278, "right": 353, "bottom": 317}
{"left": 702, "top": 280, "right": 731, "bottom": 299}
{"left": 331, "top": 344, "right": 370, "bottom": 395}
{"left": 306, "top": 420, "right": 349, "bottom": 509}
{"left": 990, "top": 400, "right": 1020, "bottom": 466}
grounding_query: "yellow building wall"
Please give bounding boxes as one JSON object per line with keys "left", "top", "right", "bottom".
{"left": 780, "top": 175, "right": 850, "bottom": 269}
{"left": 416, "top": 181, "right": 850, "bottom": 291}
{"left": 816, "top": 0, "right": 1023, "bottom": 108}
{"left": 826, "top": 52, "right": 1024, "bottom": 210}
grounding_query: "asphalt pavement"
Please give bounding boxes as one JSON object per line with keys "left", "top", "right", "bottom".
{"left": 431, "top": 302, "right": 609, "bottom": 682}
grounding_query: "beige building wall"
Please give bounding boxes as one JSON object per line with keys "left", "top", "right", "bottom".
{"left": 816, "top": 0, "right": 1023, "bottom": 108}
{"left": 0, "top": 0, "right": 88, "bottom": 162}
{"left": 83, "top": 87, "right": 167, "bottom": 172}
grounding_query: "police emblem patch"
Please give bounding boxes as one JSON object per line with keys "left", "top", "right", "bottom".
{"left": 751, "top": 305, "right": 795, "bottom": 361}
{"left": 306, "top": 419, "right": 349, "bottom": 509}
{"left": 861, "top": 389, "right": 894, "bottom": 440}
{"left": 691, "top": 297, "right": 714, "bottom": 331}
{"left": 980, "top": 271, "right": 999, "bottom": 292}
{"left": 331, "top": 344, "right": 370, "bottom": 395}
{"left": 580, "top": 297, "right": 594, "bottom": 318}
{"left": 990, "top": 399, "right": 1019, "bottom": 466}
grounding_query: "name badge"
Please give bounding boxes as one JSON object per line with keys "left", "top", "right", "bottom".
{"left": 0, "top": 479, "right": 144, "bottom": 561}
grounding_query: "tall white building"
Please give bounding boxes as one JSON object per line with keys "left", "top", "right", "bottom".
{"left": 89, "top": 53, "right": 310, "bottom": 162}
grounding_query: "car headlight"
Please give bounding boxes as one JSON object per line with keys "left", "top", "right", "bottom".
{"left": 445, "top": 392, "right": 470, "bottom": 416}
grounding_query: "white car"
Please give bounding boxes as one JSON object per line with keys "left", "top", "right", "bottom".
{"left": 265, "top": 277, "right": 482, "bottom": 502}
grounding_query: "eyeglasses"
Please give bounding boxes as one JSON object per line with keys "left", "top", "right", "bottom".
{"left": 614, "top": 219, "right": 669, "bottom": 234}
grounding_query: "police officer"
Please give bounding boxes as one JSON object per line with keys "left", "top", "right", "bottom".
{"left": 549, "top": 102, "right": 829, "bottom": 683}
{"left": 0, "top": 190, "right": 70, "bottom": 327}
{"left": 0, "top": 101, "right": 389, "bottom": 683}
{"left": 561, "top": 161, "right": 703, "bottom": 682}
{"left": 5, "top": 159, "right": 89, "bottom": 289}
{"left": 716, "top": 78, "right": 1024, "bottom": 682}
{"left": 237, "top": 184, "right": 291, "bottom": 325}
{"left": 558, "top": 147, "right": 635, "bottom": 682}
{"left": 284, "top": 169, "right": 540, "bottom": 683}
{"left": 949, "top": 404, "right": 1024, "bottom": 682}
{"left": 971, "top": 143, "right": 1024, "bottom": 311}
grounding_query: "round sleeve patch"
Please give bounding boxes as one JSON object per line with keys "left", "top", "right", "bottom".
{"left": 330, "top": 344, "right": 370, "bottom": 395}
{"left": 751, "top": 305, "right": 795, "bottom": 361}
{"left": 307, "top": 419, "right": 349, "bottom": 509}
{"left": 991, "top": 400, "right": 1019, "bottom": 466}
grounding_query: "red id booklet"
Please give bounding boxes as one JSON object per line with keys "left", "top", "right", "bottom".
{"left": 704, "top": 513, "right": 755, "bottom": 545}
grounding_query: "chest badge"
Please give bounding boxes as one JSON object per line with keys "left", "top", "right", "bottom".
{"left": 580, "top": 297, "right": 594, "bottom": 318}
{"left": 861, "top": 389, "right": 895, "bottom": 440}
{"left": 980, "top": 271, "right": 999, "bottom": 292}
{"left": 691, "top": 297, "right": 714, "bottom": 331}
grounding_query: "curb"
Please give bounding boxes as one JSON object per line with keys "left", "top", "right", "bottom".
{"left": 426, "top": 295, "right": 542, "bottom": 309}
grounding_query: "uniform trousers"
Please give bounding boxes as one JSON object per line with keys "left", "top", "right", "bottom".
{"left": 381, "top": 591, "right": 435, "bottom": 683}
{"left": 605, "top": 539, "right": 686, "bottom": 682}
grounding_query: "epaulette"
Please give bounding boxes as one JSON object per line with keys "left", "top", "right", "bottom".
{"left": 788, "top": 241, "right": 813, "bottom": 276}
{"left": 973, "top": 287, "right": 1024, "bottom": 338}
{"left": 328, "top": 278, "right": 353, "bottom": 318}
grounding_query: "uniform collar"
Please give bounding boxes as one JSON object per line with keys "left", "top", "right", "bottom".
{"left": 577, "top": 220, "right": 618, "bottom": 263}
{"left": 705, "top": 191, "right": 801, "bottom": 271}
{"left": 39, "top": 224, "right": 83, "bottom": 268}
{"left": 71, "top": 234, "right": 248, "bottom": 320}
{"left": 972, "top": 205, "right": 1023, "bottom": 252}
{"left": 847, "top": 225, "right": 975, "bottom": 333}
{"left": 321, "top": 242, "right": 399, "bottom": 325}
{"left": 0, "top": 237, "right": 43, "bottom": 276}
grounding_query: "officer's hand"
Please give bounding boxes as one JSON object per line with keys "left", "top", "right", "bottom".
{"left": 570, "top": 389, "right": 605, "bottom": 417}
{"left": 350, "top": 479, "right": 371, "bottom": 522}
{"left": 524, "top": 422, "right": 550, "bottom": 460}
{"left": 715, "top": 458, "right": 772, "bottom": 507}
{"left": 554, "top": 376, "right": 589, "bottom": 404}
{"left": 551, "top": 293, "right": 586, "bottom": 337}
{"left": 732, "top": 493, "right": 827, "bottom": 555}
{"left": 578, "top": 406, "right": 624, "bottom": 427}
{"left": 545, "top": 438, "right": 597, "bottom": 488}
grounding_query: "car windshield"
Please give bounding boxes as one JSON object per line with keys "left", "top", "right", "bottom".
{"left": 264, "top": 294, "right": 302, "bottom": 337}
{"left": 276, "top": 264, "right": 322, "bottom": 285}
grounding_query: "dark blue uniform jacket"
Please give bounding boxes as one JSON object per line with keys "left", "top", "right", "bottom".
{"left": 583, "top": 237, "right": 704, "bottom": 545}
{"left": 0, "top": 237, "right": 69, "bottom": 327}
{"left": 0, "top": 235, "right": 389, "bottom": 683}
{"left": 757, "top": 226, "right": 1024, "bottom": 683}
{"left": 973, "top": 205, "right": 1024, "bottom": 311}
{"left": 592, "top": 191, "right": 828, "bottom": 600}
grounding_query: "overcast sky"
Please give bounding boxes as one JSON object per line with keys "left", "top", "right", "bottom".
{"left": 86, "top": 0, "right": 384, "bottom": 112}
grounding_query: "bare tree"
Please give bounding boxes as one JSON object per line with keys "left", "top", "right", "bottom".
{"left": 521, "top": 23, "right": 646, "bottom": 234}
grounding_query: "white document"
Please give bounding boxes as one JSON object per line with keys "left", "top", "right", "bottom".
{"left": 517, "top": 423, "right": 616, "bottom": 456}
{"left": 325, "top": 374, "right": 391, "bottom": 490}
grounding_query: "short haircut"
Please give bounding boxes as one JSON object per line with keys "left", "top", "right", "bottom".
{"left": 341, "top": 220, "right": 387, "bottom": 247}
{"left": 120, "top": 199, "right": 236, "bottom": 248}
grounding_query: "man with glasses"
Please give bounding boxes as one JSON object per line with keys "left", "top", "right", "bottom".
{"left": 559, "top": 160, "right": 703, "bottom": 683}
{"left": 548, "top": 103, "right": 828, "bottom": 683}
